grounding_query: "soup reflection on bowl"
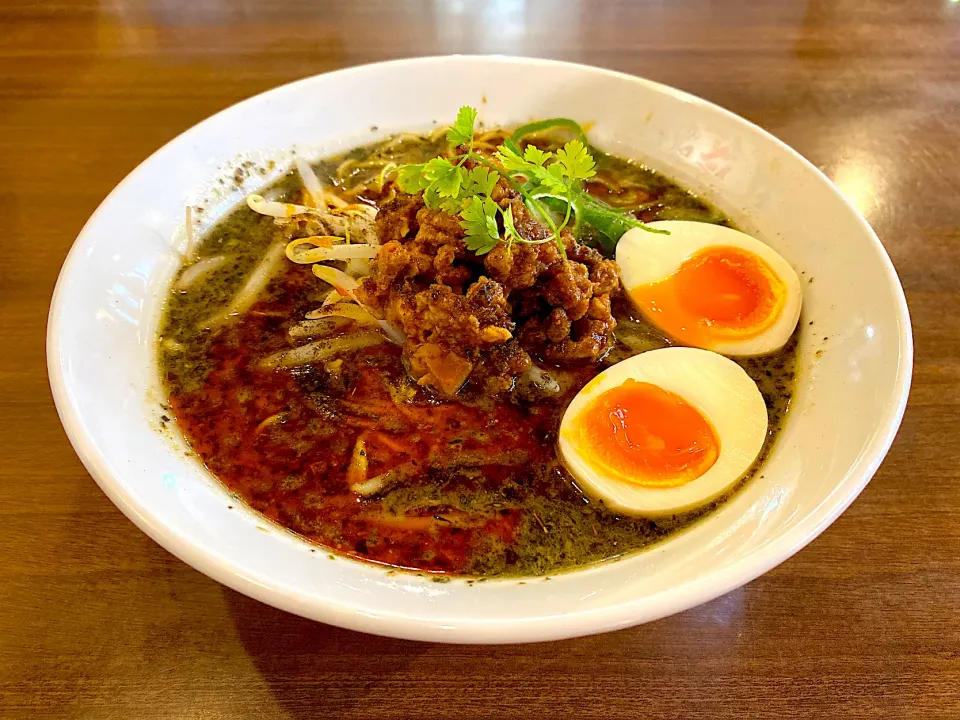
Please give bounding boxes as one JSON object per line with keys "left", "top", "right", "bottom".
{"left": 48, "top": 57, "right": 911, "bottom": 643}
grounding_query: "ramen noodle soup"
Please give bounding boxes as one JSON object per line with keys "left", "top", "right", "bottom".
{"left": 158, "top": 110, "right": 799, "bottom": 577}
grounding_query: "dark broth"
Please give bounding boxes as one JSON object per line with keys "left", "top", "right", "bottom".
{"left": 158, "top": 134, "right": 796, "bottom": 577}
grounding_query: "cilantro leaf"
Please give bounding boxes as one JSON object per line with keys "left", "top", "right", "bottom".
{"left": 523, "top": 163, "right": 567, "bottom": 194}
{"left": 461, "top": 166, "right": 498, "bottom": 198}
{"left": 555, "top": 139, "right": 596, "bottom": 180}
{"left": 461, "top": 197, "right": 500, "bottom": 255}
{"left": 423, "top": 158, "right": 465, "bottom": 198}
{"left": 392, "top": 109, "right": 618, "bottom": 260}
{"left": 544, "top": 164, "right": 569, "bottom": 193}
{"left": 447, "top": 106, "right": 478, "bottom": 147}
{"left": 495, "top": 143, "right": 571, "bottom": 193}
{"left": 422, "top": 184, "right": 442, "bottom": 210}
{"left": 397, "top": 163, "right": 428, "bottom": 193}
{"left": 494, "top": 144, "right": 528, "bottom": 173}
{"left": 439, "top": 197, "right": 465, "bottom": 215}
{"left": 501, "top": 205, "right": 523, "bottom": 247}
{"left": 523, "top": 145, "right": 552, "bottom": 166}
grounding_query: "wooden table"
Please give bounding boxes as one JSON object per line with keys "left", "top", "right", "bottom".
{"left": 3, "top": 0, "right": 958, "bottom": 717}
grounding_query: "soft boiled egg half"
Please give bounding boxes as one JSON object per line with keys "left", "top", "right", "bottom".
{"left": 559, "top": 347, "right": 767, "bottom": 516}
{"left": 617, "top": 221, "right": 802, "bottom": 355}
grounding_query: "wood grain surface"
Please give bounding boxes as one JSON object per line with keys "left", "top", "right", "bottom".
{"left": 2, "top": 0, "right": 959, "bottom": 717}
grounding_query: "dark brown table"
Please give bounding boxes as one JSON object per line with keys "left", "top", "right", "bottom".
{"left": 2, "top": 0, "right": 958, "bottom": 717}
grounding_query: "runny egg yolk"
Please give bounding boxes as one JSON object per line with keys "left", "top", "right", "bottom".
{"left": 573, "top": 379, "right": 720, "bottom": 487}
{"left": 630, "top": 245, "right": 787, "bottom": 348}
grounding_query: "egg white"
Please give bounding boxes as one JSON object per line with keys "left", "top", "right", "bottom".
{"left": 559, "top": 347, "right": 768, "bottom": 516}
{"left": 617, "top": 221, "right": 803, "bottom": 356}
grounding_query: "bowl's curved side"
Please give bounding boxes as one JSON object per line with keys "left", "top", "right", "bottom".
{"left": 47, "top": 55, "right": 912, "bottom": 643}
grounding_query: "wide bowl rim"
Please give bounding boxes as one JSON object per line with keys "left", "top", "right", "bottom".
{"left": 47, "top": 54, "right": 913, "bottom": 643}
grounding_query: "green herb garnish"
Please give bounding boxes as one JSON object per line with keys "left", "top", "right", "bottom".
{"left": 396, "top": 106, "right": 665, "bottom": 257}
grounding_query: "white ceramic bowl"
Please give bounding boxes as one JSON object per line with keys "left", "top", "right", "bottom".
{"left": 48, "top": 56, "right": 912, "bottom": 643}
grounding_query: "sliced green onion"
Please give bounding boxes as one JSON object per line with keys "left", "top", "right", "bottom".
{"left": 509, "top": 118, "right": 588, "bottom": 150}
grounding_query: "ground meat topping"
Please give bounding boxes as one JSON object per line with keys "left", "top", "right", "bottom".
{"left": 356, "top": 185, "right": 620, "bottom": 395}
